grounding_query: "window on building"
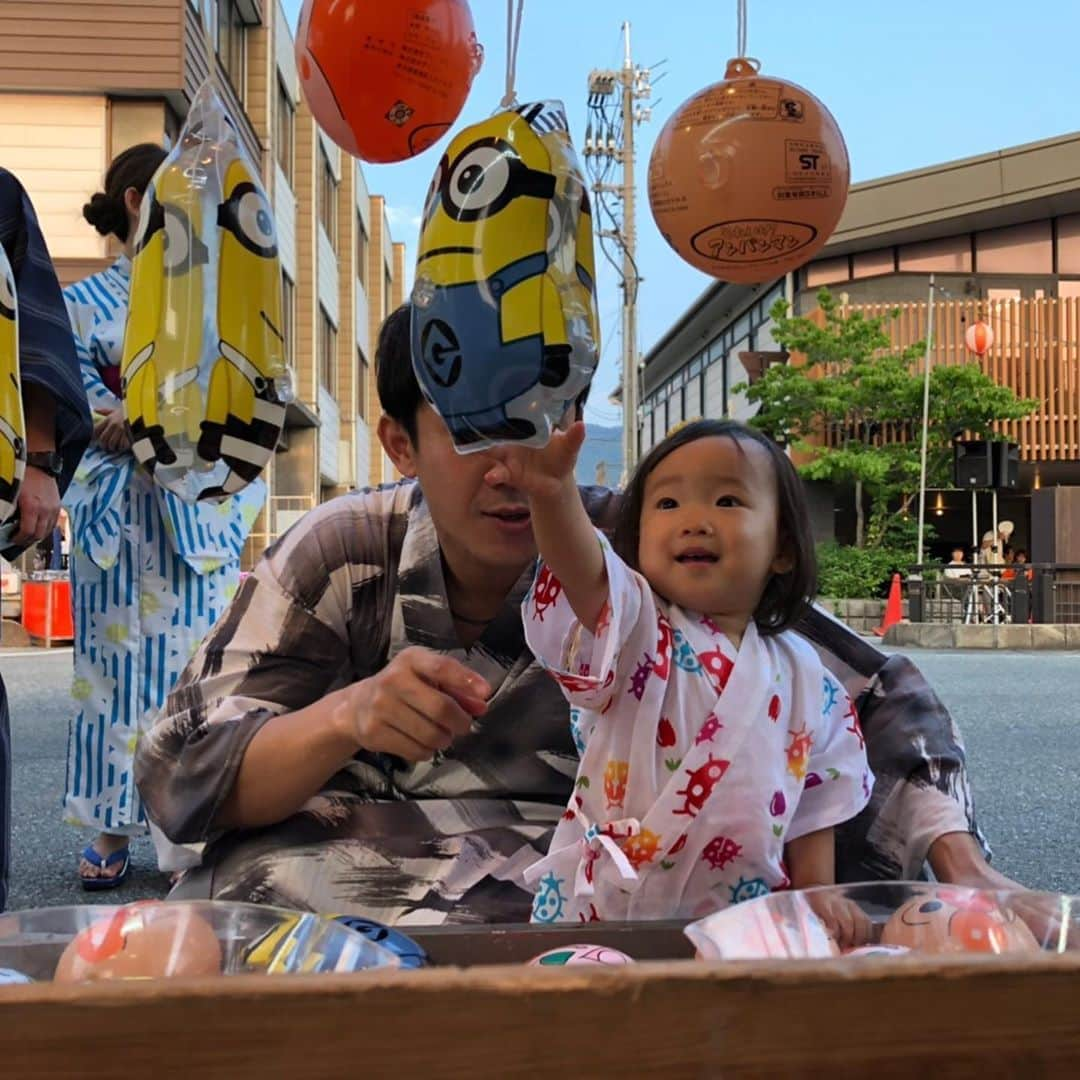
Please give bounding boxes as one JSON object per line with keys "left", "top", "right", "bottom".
{"left": 317, "top": 146, "right": 338, "bottom": 249}
{"left": 319, "top": 308, "right": 337, "bottom": 396}
{"left": 217, "top": 0, "right": 246, "bottom": 99}
{"left": 383, "top": 265, "right": 393, "bottom": 319}
{"left": 281, "top": 272, "right": 295, "bottom": 368}
{"left": 356, "top": 213, "right": 368, "bottom": 291}
{"left": 357, "top": 347, "right": 369, "bottom": 416}
{"left": 276, "top": 76, "right": 294, "bottom": 183}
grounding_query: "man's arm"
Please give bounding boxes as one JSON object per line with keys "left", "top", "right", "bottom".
{"left": 135, "top": 494, "right": 489, "bottom": 841}
{"left": 12, "top": 382, "right": 59, "bottom": 545}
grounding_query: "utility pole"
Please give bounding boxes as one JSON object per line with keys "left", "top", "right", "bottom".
{"left": 584, "top": 23, "right": 653, "bottom": 483}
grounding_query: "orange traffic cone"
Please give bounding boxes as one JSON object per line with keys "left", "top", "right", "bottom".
{"left": 874, "top": 573, "right": 903, "bottom": 637}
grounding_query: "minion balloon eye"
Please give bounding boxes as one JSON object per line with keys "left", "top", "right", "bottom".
{"left": 440, "top": 138, "right": 555, "bottom": 223}
{"left": 411, "top": 100, "right": 600, "bottom": 452}
{"left": 217, "top": 182, "right": 278, "bottom": 259}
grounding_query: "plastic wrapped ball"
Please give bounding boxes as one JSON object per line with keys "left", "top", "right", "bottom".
{"left": 333, "top": 916, "right": 429, "bottom": 969}
{"left": 53, "top": 902, "right": 223, "bottom": 983}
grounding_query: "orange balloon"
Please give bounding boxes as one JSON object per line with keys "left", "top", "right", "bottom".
{"left": 648, "top": 58, "right": 850, "bottom": 283}
{"left": 296, "top": 0, "right": 483, "bottom": 164}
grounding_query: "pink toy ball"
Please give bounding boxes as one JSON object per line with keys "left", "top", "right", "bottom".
{"left": 528, "top": 943, "right": 635, "bottom": 967}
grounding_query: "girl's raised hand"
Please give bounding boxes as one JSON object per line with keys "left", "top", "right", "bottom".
{"left": 483, "top": 421, "right": 586, "bottom": 500}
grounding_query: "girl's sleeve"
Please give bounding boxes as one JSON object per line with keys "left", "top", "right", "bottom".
{"left": 523, "top": 529, "right": 657, "bottom": 712}
{"left": 787, "top": 670, "right": 874, "bottom": 842}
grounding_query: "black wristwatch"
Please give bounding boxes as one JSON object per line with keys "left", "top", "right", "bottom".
{"left": 25, "top": 451, "right": 63, "bottom": 479}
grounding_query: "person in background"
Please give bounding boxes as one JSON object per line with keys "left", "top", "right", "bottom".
{"left": 943, "top": 547, "right": 971, "bottom": 580}
{"left": 0, "top": 167, "right": 92, "bottom": 911}
{"left": 62, "top": 144, "right": 266, "bottom": 890}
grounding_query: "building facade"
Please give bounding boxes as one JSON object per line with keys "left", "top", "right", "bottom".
{"left": 0, "top": 0, "right": 407, "bottom": 567}
{"left": 638, "top": 131, "right": 1080, "bottom": 557}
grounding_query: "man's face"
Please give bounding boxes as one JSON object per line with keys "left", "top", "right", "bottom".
{"left": 381, "top": 404, "right": 539, "bottom": 579}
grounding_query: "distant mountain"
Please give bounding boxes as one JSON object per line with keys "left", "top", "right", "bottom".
{"left": 577, "top": 424, "right": 623, "bottom": 488}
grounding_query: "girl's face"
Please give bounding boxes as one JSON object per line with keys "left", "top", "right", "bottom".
{"left": 637, "top": 436, "right": 791, "bottom": 635}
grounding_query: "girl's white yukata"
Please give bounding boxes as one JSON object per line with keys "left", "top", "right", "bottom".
{"left": 522, "top": 533, "right": 873, "bottom": 923}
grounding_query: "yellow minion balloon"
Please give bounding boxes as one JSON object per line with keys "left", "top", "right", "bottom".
{"left": 198, "top": 156, "right": 287, "bottom": 499}
{"left": 122, "top": 161, "right": 208, "bottom": 472}
{"left": 120, "top": 81, "right": 289, "bottom": 502}
{"left": 411, "top": 100, "right": 600, "bottom": 451}
{"left": 0, "top": 243, "right": 26, "bottom": 524}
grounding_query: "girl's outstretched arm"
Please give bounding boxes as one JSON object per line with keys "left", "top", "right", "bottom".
{"left": 485, "top": 421, "right": 608, "bottom": 632}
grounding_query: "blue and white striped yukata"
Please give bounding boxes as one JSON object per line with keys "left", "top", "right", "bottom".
{"left": 62, "top": 256, "right": 265, "bottom": 864}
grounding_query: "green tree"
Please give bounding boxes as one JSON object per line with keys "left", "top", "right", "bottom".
{"left": 739, "top": 289, "right": 1037, "bottom": 547}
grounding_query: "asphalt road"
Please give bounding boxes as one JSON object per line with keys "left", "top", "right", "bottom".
{"left": 1, "top": 645, "right": 1078, "bottom": 912}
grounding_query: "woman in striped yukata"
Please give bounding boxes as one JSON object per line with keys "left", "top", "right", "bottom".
{"left": 62, "top": 144, "right": 266, "bottom": 889}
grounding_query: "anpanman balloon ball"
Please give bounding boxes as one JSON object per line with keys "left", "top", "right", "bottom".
{"left": 648, "top": 57, "right": 850, "bottom": 283}
{"left": 296, "top": 0, "right": 483, "bottom": 164}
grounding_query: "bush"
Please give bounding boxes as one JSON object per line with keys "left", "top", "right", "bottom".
{"left": 815, "top": 542, "right": 913, "bottom": 600}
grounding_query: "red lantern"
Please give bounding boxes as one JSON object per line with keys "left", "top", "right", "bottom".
{"left": 648, "top": 57, "right": 850, "bottom": 283}
{"left": 964, "top": 320, "right": 994, "bottom": 356}
{"left": 296, "top": 0, "right": 483, "bottom": 164}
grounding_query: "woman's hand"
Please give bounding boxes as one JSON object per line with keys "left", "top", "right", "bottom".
{"left": 93, "top": 407, "right": 131, "bottom": 453}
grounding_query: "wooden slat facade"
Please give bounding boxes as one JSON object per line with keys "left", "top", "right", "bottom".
{"left": 0, "top": 0, "right": 184, "bottom": 94}
{"left": 832, "top": 298, "right": 1080, "bottom": 463}
{"left": 182, "top": 2, "right": 261, "bottom": 165}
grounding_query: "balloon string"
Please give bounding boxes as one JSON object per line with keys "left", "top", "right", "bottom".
{"left": 737, "top": 0, "right": 748, "bottom": 57}
{"left": 501, "top": 0, "right": 526, "bottom": 109}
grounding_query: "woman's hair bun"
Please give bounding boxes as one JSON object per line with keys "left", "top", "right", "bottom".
{"left": 82, "top": 191, "right": 128, "bottom": 239}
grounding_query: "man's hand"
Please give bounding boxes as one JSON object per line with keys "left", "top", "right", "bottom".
{"left": 13, "top": 463, "right": 60, "bottom": 546}
{"left": 483, "top": 421, "right": 586, "bottom": 501}
{"left": 93, "top": 407, "right": 131, "bottom": 453}
{"left": 334, "top": 646, "right": 491, "bottom": 763}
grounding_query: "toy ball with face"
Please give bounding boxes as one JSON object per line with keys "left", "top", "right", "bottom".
{"left": 0, "top": 243, "right": 26, "bottom": 525}
{"left": 53, "top": 902, "right": 223, "bottom": 983}
{"left": 880, "top": 891, "right": 1041, "bottom": 956}
{"left": 411, "top": 100, "right": 599, "bottom": 452}
{"left": 528, "top": 944, "right": 634, "bottom": 967}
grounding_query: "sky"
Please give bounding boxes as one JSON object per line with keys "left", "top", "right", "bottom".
{"left": 283, "top": 0, "right": 1080, "bottom": 427}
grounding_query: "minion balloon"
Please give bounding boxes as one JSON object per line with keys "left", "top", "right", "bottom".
{"left": 0, "top": 243, "right": 26, "bottom": 524}
{"left": 411, "top": 100, "right": 600, "bottom": 451}
{"left": 121, "top": 82, "right": 290, "bottom": 502}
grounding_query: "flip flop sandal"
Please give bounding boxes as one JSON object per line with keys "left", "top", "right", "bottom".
{"left": 79, "top": 844, "right": 131, "bottom": 891}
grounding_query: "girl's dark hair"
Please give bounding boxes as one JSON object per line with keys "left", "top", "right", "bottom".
{"left": 612, "top": 418, "right": 817, "bottom": 636}
{"left": 82, "top": 142, "right": 167, "bottom": 242}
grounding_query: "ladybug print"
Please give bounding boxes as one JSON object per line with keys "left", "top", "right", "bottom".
{"left": 673, "top": 755, "right": 730, "bottom": 818}
{"left": 531, "top": 565, "right": 562, "bottom": 621}
{"left": 654, "top": 613, "right": 674, "bottom": 681}
{"left": 698, "top": 648, "right": 734, "bottom": 693}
